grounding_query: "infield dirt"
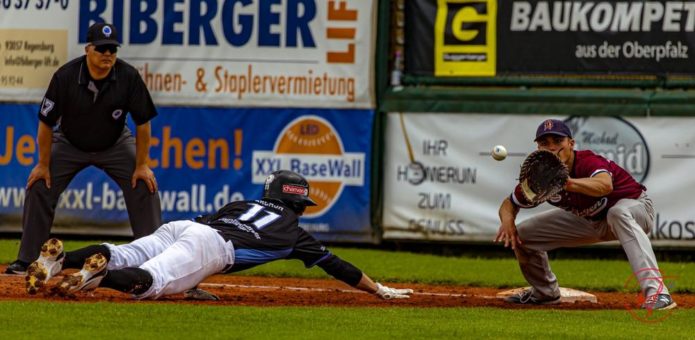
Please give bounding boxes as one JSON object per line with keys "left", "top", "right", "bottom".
{"left": 1, "top": 266, "right": 692, "bottom": 309}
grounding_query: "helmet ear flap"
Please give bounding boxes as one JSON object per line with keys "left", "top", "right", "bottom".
{"left": 287, "top": 201, "right": 306, "bottom": 215}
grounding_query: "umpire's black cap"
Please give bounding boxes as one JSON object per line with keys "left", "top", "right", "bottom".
{"left": 535, "top": 119, "right": 572, "bottom": 141}
{"left": 87, "top": 22, "right": 120, "bottom": 46}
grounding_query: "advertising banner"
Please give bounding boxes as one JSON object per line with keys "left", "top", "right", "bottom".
{"left": 0, "top": 0, "right": 375, "bottom": 108}
{"left": 0, "top": 104, "right": 374, "bottom": 242}
{"left": 407, "top": 0, "right": 695, "bottom": 77}
{"left": 434, "top": 0, "right": 497, "bottom": 76}
{"left": 382, "top": 113, "right": 695, "bottom": 242}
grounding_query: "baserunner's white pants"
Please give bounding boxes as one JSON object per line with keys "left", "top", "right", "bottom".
{"left": 104, "top": 220, "right": 234, "bottom": 299}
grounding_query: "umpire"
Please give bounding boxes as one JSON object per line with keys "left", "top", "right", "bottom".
{"left": 5, "top": 22, "right": 162, "bottom": 274}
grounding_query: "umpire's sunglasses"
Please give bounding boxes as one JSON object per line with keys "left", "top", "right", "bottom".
{"left": 94, "top": 44, "right": 118, "bottom": 54}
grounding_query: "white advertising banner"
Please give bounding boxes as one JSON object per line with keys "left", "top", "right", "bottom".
{"left": 0, "top": 0, "right": 375, "bottom": 108}
{"left": 382, "top": 113, "right": 695, "bottom": 242}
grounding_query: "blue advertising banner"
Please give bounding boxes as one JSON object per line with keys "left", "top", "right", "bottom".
{"left": 0, "top": 104, "right": 374, "bottom": 242}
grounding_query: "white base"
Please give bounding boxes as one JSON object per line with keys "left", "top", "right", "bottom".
{"left": 497, "top": 287, "right": 598, "bottom": 304}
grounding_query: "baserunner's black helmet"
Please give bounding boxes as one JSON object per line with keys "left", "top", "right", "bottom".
{"left": 263, "top": 170, "right": 317, "bottom": 213}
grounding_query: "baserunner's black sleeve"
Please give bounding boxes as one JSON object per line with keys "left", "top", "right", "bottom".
{"left": 316, "top": 254, "right": 363, "bottom": 287}
{"left": 288, "top": 229, "right": 363, "bottom": 286}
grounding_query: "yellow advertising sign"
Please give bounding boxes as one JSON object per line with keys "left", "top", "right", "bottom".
{"left": 0, "top": 30, "right": 68, "bottom": 89}
{"left": 435, "top": 0, "right": 496, "bottom": 77}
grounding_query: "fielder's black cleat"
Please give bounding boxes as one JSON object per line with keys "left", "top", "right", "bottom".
{"left": 504, "top": 288, "right": 561, "bottom": 305}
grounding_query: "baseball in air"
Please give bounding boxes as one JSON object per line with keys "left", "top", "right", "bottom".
{"left": 492, "top": 145, "right": 508, "bottom": 161}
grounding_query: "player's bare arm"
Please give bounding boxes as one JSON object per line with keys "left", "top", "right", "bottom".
{"left": 354, "top": 273, "right": 379, "bottom": 293}
{"left": 132, "top": 121, "right": 157, "bottom": 192}
{"left": 495, "top": 198, "right": 521, "bottom": 250}
{"left": 27, "top": 121, "right": 53, "bottom": 189}
{"left": 565, "top": 172, "right": 613, "bottom": 197}
{"left": 355, "top": 273, "right": 413, "bottom": 300}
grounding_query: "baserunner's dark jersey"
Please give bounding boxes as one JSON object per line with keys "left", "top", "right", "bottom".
{"left": 194, "top": 199, "right": 331, "bottom": 273}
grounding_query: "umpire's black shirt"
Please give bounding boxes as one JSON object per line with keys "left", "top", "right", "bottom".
{"left": 38, "top": 56, "right": 157, "bottom": 152}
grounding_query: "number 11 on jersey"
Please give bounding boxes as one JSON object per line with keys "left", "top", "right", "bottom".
{"left": 238, "top": 203, "right": 280, "bottom": 229}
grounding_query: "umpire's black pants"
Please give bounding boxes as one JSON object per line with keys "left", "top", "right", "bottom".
{"left": 17, "top": 127, "right": 162, "bottom": 263}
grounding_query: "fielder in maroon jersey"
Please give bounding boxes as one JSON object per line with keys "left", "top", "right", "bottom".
{"left": 495, "top": 119, "right": 676, "bottom": 310}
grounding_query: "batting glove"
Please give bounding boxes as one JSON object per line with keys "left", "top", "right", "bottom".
{"left": 375, "top": 283, "right": 413, "bottom": 300}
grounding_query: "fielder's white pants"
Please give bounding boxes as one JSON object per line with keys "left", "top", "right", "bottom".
{"left": 104, "top": 220, "right": 234, "bottom": 299}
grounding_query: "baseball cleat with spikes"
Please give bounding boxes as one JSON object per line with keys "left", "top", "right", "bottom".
{"left": 54, "top": 253, "right": 108, "bottom": 296}
{"left": 504, "top": 288, "right": 561, "bottom": 305}
{"left": 26, "top": 238, "right": 65, "bottom": 295}
{"left": 642, "top": 294, "right": 677, "bottom": 310}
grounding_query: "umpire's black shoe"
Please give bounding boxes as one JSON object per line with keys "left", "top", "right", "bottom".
{"left": 5, "top": 260, "right": 30, "bottom": 275}
{"left": 642, "top": 294, "right": 677, "bottom": 310}
{"left": 504, "top": 288, "right": 561, "bottom": 305}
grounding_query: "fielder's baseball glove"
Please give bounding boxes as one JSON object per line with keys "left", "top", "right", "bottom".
{"left": 519, "top": 150, "right": 569, "bottom": 204}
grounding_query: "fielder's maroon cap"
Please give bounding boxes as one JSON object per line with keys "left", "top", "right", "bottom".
{"left": 534, "top": 119, "right": 572, "bottom": 141}
{"left": 87, "top": 22, "right": 120, "bottom": 46}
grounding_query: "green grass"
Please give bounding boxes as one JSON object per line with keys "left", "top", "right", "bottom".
{"left": 0, "top": 301, "right": 691, "bottom": 339}
{"left": 2, "top": 239, "right": 694, "bottom": 293}
{"left": 2, "top": 239, "right": 692, "bottom": 339}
